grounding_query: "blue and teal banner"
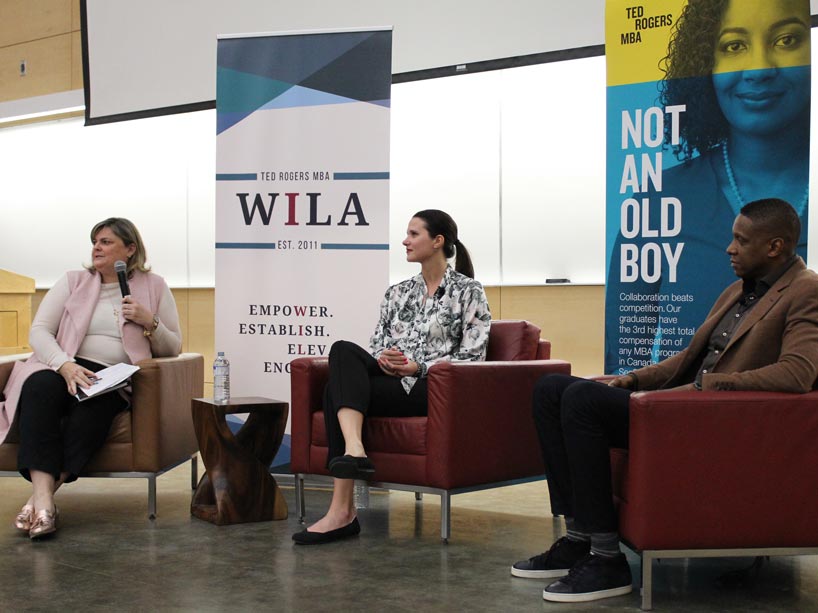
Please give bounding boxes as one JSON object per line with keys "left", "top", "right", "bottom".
{"left": 215, "top": 28, "right": 392, "bottom": 452}
{"left": 604, "top": 0, "right": 810, "bottom": 374}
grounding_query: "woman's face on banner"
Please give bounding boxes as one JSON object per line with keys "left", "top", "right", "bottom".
{"left": 711, "top": 0, "right": 811, "bottom": 137}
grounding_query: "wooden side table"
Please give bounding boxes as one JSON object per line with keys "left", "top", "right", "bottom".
{"left": 190, "top": 396, "right": 288, "bottom": 525}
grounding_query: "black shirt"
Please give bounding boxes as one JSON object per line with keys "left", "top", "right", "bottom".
{"left": 694, "top": 256, "right": 798, "bottom": 389}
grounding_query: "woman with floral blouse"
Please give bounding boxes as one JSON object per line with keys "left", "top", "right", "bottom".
{"left": 292, "top": 209, "right": 491, "bottom": 544}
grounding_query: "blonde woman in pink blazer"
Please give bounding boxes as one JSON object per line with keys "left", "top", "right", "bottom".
{"left": 0, "top": 218, "right": 181, "bottom": 539}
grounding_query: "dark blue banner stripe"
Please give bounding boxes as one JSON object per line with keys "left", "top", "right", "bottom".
{"left": 321, "top": 243, "right": 389, "bottom": 250}
{"left": 215, "top": 242, "right": 277, "bottom": 249}
{"left": 333, "top": 172, "right": 389, "bottom": 180}
{"left": 216, "top": 173, "right": 258, "bottom": 180}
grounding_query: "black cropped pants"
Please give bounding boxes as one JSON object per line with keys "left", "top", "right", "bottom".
{"left": 323, "top": 340, "right": 428, "bottom": 465}
{"left": 17, "top": 358, "right": 128, "bottom": 483}
{"left": 532, "top": 373, "right": 632, "bottom": 533}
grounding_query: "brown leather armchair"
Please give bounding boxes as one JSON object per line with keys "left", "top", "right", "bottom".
{"left": 607, "top": 389, "right": 818, "bottom": 610}
{"left": 0, "top": 353, "right": 204, "bottom": 518}
{"left": 290, "top": 320, "right": 571, "bottom": 540}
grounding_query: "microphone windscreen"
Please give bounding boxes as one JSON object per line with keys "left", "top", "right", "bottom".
{"left": 114, "top": 260, "right": 130, "bottom": 297}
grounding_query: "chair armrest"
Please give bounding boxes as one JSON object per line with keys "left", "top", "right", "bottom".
{"left": 131, "top": 353, "right": 204, "bottom": 472}
{"left": 425, "top": 359, "right": 571, "bottom": 489}
{"left": 290, "top": 357, "right": 329, "bottom": 473}
{"left": 623, "top": 390, "right": 818, "bottom": 548}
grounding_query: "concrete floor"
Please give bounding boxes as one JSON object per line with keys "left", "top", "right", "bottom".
{"left": 1, "top": 462, "right": 817, "bottom": 612}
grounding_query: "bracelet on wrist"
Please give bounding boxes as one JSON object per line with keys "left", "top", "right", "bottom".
{"left": 143, "top": 314, "right": 160, "bottom": 337}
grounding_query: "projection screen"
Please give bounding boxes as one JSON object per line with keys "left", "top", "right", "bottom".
{"left": 82, "top": 0, "right": 606, "bottom": 123}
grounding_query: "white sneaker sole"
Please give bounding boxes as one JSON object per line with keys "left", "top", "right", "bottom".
{"left": 543, "top": 584, "right": 632, "bottom": 602}
{"left": 510, "top": 566, "right": 570, "bottom": 579}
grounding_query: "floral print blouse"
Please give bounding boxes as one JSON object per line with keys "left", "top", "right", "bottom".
{"left": 369, "top": 265, "right": 492, "bottom": 393}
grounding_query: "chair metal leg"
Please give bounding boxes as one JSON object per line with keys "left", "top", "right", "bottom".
{"left": 415, "top": 492, "right": 423, "bottom": 501}
{"left": 440, "top": 491, "right": 451, "bottom": 542}
{"left": 147, "top": 474, "right": 157, "bottom": 520}
{"left": 190, "top": 454, "right": 198, "bottom": 489}
{"left": 295, "top": 474, "right": 305, "bottom": 523}
{"left": 641, "top": 551, "right": 653, "bottom": 610}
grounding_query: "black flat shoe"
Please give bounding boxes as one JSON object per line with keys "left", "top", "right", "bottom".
{"left": 292, "top": 518, "right": 361, "bottom": 545}
{"left": 328, "top": 455, "right": 375, "bottom": 480}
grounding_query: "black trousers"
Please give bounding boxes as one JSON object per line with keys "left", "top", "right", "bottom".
{"left": 17, "top": 358, "right": 128, "bottom": 483}
{"left": 532, "top": 373, "right": 631, "bottom": 533}
{"left": 323, "top": 340, "right": 428, "bottom": 465}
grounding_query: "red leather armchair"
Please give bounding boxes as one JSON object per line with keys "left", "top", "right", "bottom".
{"left": 610, "top": 390, "right": 818, "bottom": 610}
{"left": 290, "top": 320, "right": 571, "bottom": 540}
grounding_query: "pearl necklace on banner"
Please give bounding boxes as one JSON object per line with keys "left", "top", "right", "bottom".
{"left": 722, "top": 141, "right": 809, "bottom": 215}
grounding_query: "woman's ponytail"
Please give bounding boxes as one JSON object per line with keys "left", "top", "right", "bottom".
{"left": 412, "top": 209, "right": 475, "bottom": 279}
{"left": 453, "top": 239, "right": 475, "bottom": 279}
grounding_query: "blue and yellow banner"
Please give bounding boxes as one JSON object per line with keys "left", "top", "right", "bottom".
{"left": 604, "top": 0, "right": 810, "bottom": 374}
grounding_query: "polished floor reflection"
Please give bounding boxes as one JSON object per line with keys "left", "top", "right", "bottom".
{"left": 1, "top": 463, "right": 817, "bottom": 612}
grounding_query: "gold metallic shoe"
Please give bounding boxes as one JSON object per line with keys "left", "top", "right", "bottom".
{"left": 14, "top": 504, "right": 34, "bottom": 532}
{"left": 29, "top": 506, "right": 58, "bottom": 540}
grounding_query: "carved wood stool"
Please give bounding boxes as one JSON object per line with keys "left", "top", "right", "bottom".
{"left": 190, "top": 397, "right": 288, "bottom": 525}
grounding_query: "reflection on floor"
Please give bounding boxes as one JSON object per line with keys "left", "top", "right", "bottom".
{"left": 1, "top": 461, "right": 817, "bottom": 612}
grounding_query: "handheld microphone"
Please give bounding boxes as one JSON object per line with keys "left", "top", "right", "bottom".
{"left": 114, "top": 260, "right": 130, "bottom": 297}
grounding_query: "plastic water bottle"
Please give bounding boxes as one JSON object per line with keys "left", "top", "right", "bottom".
{"left": 353, "top": 480, "right": 370, "bottom": 509}
{"left": 213, "top": 352, "right": 230, "bottom": 403}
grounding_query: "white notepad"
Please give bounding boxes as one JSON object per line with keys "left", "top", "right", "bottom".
{"left": 74, "top": 363, "right": 140, "bottom": 402}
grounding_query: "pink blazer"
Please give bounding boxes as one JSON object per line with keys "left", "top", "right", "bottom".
{"left": 0, "top": 270, "right": 167, "bottom": 444}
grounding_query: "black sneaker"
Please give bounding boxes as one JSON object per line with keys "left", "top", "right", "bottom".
{"left": 543, "top": 552, "right": 632, "bottom": 602}
{"left": 511, "top": 536, "right": 590, "bottom": 579}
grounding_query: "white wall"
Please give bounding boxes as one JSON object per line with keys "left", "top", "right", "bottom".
{"left": 1, "top": 57, "right": 608, "bottom": 288}
{"left": 6, "top": 3, "right": 818, "bottom": 287}
{"left": 0, "top": 112, "right": 215, "bottom": 287}
{"left": 6, "top": 46, "right": 818, "bottom": 288}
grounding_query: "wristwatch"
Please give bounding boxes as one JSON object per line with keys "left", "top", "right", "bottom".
{"left": 143, "top": 314, "right": 160, "bottom": 337}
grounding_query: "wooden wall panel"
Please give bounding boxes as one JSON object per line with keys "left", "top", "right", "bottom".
{"left": 1, "top": 270, "right": 35, "bottom": 355}
{"left": 484, "top": 285, "right": 500, "bottom": 318}
{"left": 32, "top": 290, "right": 45, "bottom": 319}
{"left": 0, "top": 0, "right": 72, "bottom": 48}
{"left": 185, "top": 288, "right": 215, "bottom": 384}
{"left": 0, "top": 311, "right": 20, "bottom": 348}
{"left": 0, "top": 35, "right": 72, "bottom": 102}
{"left": 171, "top": 288, "right": 190, "bottom": 353}
{"left": 0, "top": 295, "right": 32, "bottom": 354}
{"left": 499, "top": 285, "right": 605, "bottom": 377}
{"left": 71, "top": 30, "right": 82, "bottom": 89}
{"left": 71, "top": 0, "right": 81, "bottom": 33}
{"left": 32, "top": 284, "right": 605, "bottom": 381}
